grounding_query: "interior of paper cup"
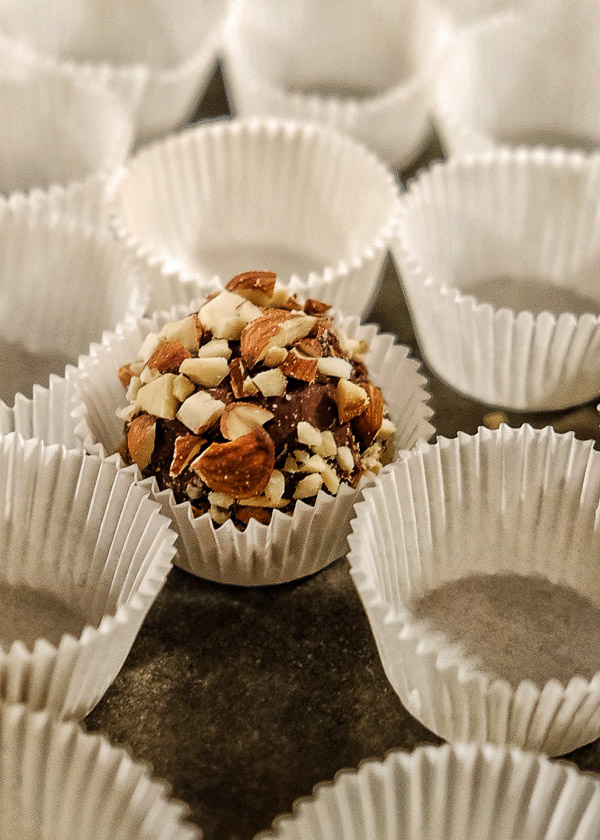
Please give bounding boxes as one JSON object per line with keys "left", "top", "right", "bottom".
{"left": 363, "top": 427, "right": 600, "bottom": 686}
{"left": 0, "top": 70, "right": 129, "bottom": 193}
{"left": 116, "top": 123, "right": 395, "bottom": 286}
{"left": 0, "top": 436, "right": 167, "bottom": 651}
{"left": 441, "top": 9, "right": 600, "bottom": 150}
{"left": 0, "top": 0, "right": 222, "bottom": 69}
{"left": 0, "top": 215, "right": 144, "bottom": 401}
{"left": 401, "top": 155, "right": 600, "bottom": 316}
{"left": 231, "top": 0, "right": 436, "bottom": 97}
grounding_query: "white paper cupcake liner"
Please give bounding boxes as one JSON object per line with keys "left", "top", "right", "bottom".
{"left": 434, "top": 4, "right": 600, "bottom": 156}
{"left": 0, "top": 434, "right": 176, "bottom": 719}
{"left": 0, "top": 367, "right": 81, "bottom": 450}
{"left": 0, "top": 58, "right": 132, "bottom": 195}
{"left": 0, "top": 0, "right": 223, "bottom": 144}
{"left": 108, "top": 118, "right": 401, "bottom": 319}
{"left": 348, "top": 424, "right": 600, "bottom": 755}
{"left": 0, "top": 205, "right": 151, "bottom": 401}
{"left": 223, "top": 0, "right": 451, "bottom": 168}
{"left": 0, "top": 703, "right": 199, "bottom": 840}
{"left": 73, "top": 303, "right": 433, "bottom": 587}
{"left": 256, "top": 742, "right": 600, "bottom": 840}
{"left": 392, "top": 149, "right": 600, "bottom": 411}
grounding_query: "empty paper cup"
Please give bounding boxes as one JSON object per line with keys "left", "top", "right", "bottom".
{"left": 0, "top": 205, "right": 150, "bottom": 404}
{"left": 11, "top": 173, "right": 116, "bottom": 233}
{"left": 0, "top": 703, "right": 199, "bottom": 840}
{"left": 255, "top": 742, "right": 600, "bottom": 840}
{"left": 0, "top": 0, "right": 224, "bottom": 144}
{"left": 109, "top": 118, "right": 400, "bottom": 318}
{"left": 73, "top": 301, "right": 433, "bottom": 586}
{"left": 0, "top": 59, "right": 132, "bottom": 196}
{"left": 223, "top": 0, "right": 450, "bottom": 167}
{"left": 348, "top": 424, "right": 600, "bottom": 755}
{"left": 0, "top": 433, "right": 176, "bottom": 719}
{"left": 392, "top": 149, "right": 600, "bottom": 411}
{"left": 434, "top": 3, "right": 600, "bottom": 156}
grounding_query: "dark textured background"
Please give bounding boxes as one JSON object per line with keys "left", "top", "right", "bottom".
{"left": 84, "top": 64, "right": 600, "bottom": 840}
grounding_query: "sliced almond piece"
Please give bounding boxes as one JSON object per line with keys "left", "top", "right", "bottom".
{"left": 264, "top": 346, "right": 288, "bottom": 367}
{"left": 226, "top": 270, "right": 276, "bottom": 306}
{"left": 241, "top": 310, "right": 316, "bottom": 369}
{"left": 146, "top": 339, "right": 190, "bottom": 373}
{"left": 136, "top": 373, "right": 179, "bottom": 420}
{"left": 293, "top": 473, "right": 323, "bottom": 499}
{"left": 197, "top": 339, "right": 232, "bottom": 359}
{"left": 264, "top": 469, "right": 285, "bottom": 505}
{"left": 301, "top": 454, "right": 328, "bottom": 474}
{"left": 297, "top": 421, "right": 322, "bottom": 448}
{"left": 180, "top": 357, "right": 229, "bottom": 388}
{"left": 127, "top": 414, "right": 156, "bottom": 471}
{"left": 159, "top": 315, "right": 199, "bottom": 353}
{"left": 303, "top": 298, "right": 331, "bottom": 315}
{"left": 268, "top": 288, "right": 303, "bottom": 310}
{"left": 173, "top": 373, "right": 195, "bottom": 402}
{"left": 376, "top": 417, "right": 396, "bottom": 442}
{"left": 242, "top": 377, "right": 259, "bottom": 397}
{"left": 242, "top": 495, "right": 289, "bottom": 509}
{"left": 220, "top": 402, "right": 275, "bottom": 440}
{"left": 280, "top": 348, "right": 318, "bottom": 383}
{"left": 295, "top": 338, "right": 322, "bottom": 358}
{"left": 208, "top": 491, "right": 234, "bottom": 509}
{"left": 169, "top": 434, "right": 204, "bottom": 477}
{"left": 313, "top": 430, "right": 337, "bottom": 459}
{"left": 352, "top": 383, "right": 384, "bottom": 446}
{"left": 322, "top": 465, "right": 340, "bottom": 495}
{"left": 125, "top": 375, "right": 141, "bottom": 403}
{"left": 317, "top": 356, "right": 352, "bottom": 379}
{"left": 252, "top": 368, "right": 287, "bottom": 397}
{"left": 336, "top": 445, "right": 355, "bottom": 473}
{"left": 210, "top": 507, "right": 231, "bottom": 525}
{"left": 138, "top": 332, "right": 161, "bottom": 363}
{"left": 198, "top": 290, "right": 248, "bottom": 340}
{"left": 335, "top": 379, "right": 369, "bottom": 423}
{"left": 193, "top": 427, "right": 275, "bottom": 498}
{"left": 118, "top": 362, "right": 135, "bottom": 389}
{"left": 229, "top": 358, "right": 247, "bottom": 398}
{"left": 177, "top": 391, "right": 225, "bottom": 434}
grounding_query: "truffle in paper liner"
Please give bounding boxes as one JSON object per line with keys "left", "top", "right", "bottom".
{"left": 108, "top": 118, "right": 400, "bottom": 318}
{"left": 255, "top": 742, "right": 600, "bottom": 840}
{"left": 0, "top": 0, "right": 223, "bottom": 144}
{"left": 392, "top": 149, "right": 600, "bottom": 411}
{"left": 434, "top": 4, "right": 600, "bottom": 156}
{"left": 74, "top": 301, "right": 433, "bottom": 587}
{"left": 0, "top": 206, "right": 149, "bottom": 403}
{"left": 0, "top": 703, "right": 199, "bottom": 840}
{"left": 0, "top": 58, "right": 132, "bottom": 194}
{"left": 348, "top": 424, "right": 600, "bottom": 755}
{"left": 223, "top": 0, "right": 451, "bottom": 167}
{"left": 0, "top": 434, "right": 175, "bottom": 719}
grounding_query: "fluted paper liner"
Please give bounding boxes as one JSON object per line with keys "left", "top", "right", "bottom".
{"left": 0, "top": 206, "right": 150, "bottom": 388}
{"left": 0, "top": 703, "right": 199, "bottom": 840}
{"left": 108, "top": 118, "right": 401, "bottom": 318}
{"left": 0, "top": 0, "right": 223, "bottom": 144}
{"left": 0, "top": 434, "right": 176, "bottom": 719}
{"left": 392, "top": 149, "right": 600, "bottom": 410}
{"left": 7, "top": 173, "right": 115, "bottom": 233}
{"left": 348, "top": 425, "right": 600, "bottom": 755}
{"left": 434, "top": 4, "right": 600, "bottom": 156}
{"left": 223, "top": 0, "right": 450, "bottom": 167}
{"left": 255, "top": 743, "right": 600, "bottom": 840}
{"left": 0, "top": 58, "right": 132, "bottom": 195}
{"left": 74, "top": 304, "right": 433, "bottom": 587}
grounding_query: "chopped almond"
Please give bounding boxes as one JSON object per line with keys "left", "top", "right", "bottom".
{"left": 136, "top": 373, "right": 179, "bottom": 420}
{"left": 193, "top": 427, "right": 275, "bottom": 499}
{"left": 295, "top": 338, "right": 322, "bottom": 358}
{"left": 170, "top": 434, "right": 204, "bottom": 477}
{"left": 241, "top": 310, "right": 316, "bottom": 369}
{"left": 303, "top": 298, "right": 331, "bottom": 315}
{"left": 252, "top": 368, "right": 287, "bottom": 397}
{"left": 335, "top": 379, "right": 369, "bottom": 423}
{"left": 352, "top": 383, "right": 384, "bottom": 447}
{"left": 180, "top": 357, "right": 229, "bottom": 387}
{"left": 146, "top": 340, "right": 190, "bottom": 373}
{"left": 176, "top": 392, "right": 225, "bottom": 434}
{"left": 280, "top": 348, "right": 318, "bottom": 382}
{"left": 236, "top": 506, "right": 272, "bottom": 526}
{"left": 229, "top": 357, "right": 247, "bottom": 399}
{"left": 220, "top": 402, "right": 275, "bottom": 441}
{"left": 118, "top": 362, "right": 135, "bottom": 389}
{"left": 127, "top": 414, "right": 156, "bottom": 471}
{"left": 159, "top": 315, "right": 199, "bottom": 353}
{"left": 226, "top": 270, "right": 276, "bottom": 306}
{"left": 317, "top": 356, "right": 352, "bottom": 379}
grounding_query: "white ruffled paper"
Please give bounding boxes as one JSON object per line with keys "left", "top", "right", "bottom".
{"left": 434, "top": 3, "right": 600, "bottom": 156}
{"left": 0, "top": 703, "right": 199, "bottom": 840}
{"left": 73, "top": 304, "right": 433, "bottom": 587}
{"left": 256, "top": 742, "right": 600, "bottom": 840}
{"left": 0, "top": 58, "right": 132, "bottom": 195}
{"left": 392, "top": 148, "right": 600, "bottom": 411}
{"left": 348, "top": 424, "right": 600, "bottom": 756}
{"left": 108, "top": 118, "right": 401, "bottom": 319}
{"left": 0, "top": 0, "right": 223, "bottom": 144}
{"left": 223, "top": 0, "right": 451, "bottom": 167}
{"left": 0, "top": 434, "right": 176, "bottom": 719}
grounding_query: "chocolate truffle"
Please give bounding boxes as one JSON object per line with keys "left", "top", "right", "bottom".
{"left": 117, "top": 271, "right": 396, "bottom": 529}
